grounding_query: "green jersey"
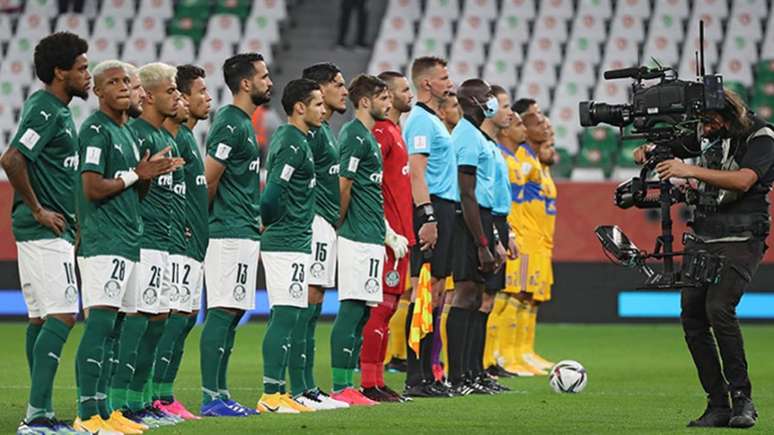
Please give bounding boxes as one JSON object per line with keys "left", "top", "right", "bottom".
{"left": 128, "top": 117, "right": 181, "bottom": 251}
{"left": 261, "top": 124, "right": 316, "bottom": 253}
{"left": 77, "top": 111, "right": 142, "bottom": 261}
{"left": 161, "top": 127, "right": 188, "bottom": 256}
{"left": 308, "top": 121, "right": 339, "bottom": 226}
{"left": 176, "top": 124, "right": 208, "bottom": 262}
{"left": 337, "top": 118, "right": 385, "bottom": 244}
{"left": 9, "top": 90, "right": 79, "bottom": 243}
{"left": 206, "top": 105, "right": 262, "bottom": 240}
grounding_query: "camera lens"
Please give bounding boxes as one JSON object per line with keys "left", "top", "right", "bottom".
{"left": 579, "top": 101, "right": 630, "bottom": 127}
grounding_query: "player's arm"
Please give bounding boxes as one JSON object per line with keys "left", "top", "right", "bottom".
{"left": 338, "top": 177, "right": 354, "bottom": 229}
{"left": 260, "top": 143, "right": 299, "bottom": 227}
{"left": 205, "top": 127, "right": 238, "bottom": 205}
{"left": 458, "top": 166, "right": 495, "bottom": 272}
{"left": 337, "top": 131, "right": 360, "bottom": 229}
{"left": 408, "top": 153, "right": 438, "bottom": 250}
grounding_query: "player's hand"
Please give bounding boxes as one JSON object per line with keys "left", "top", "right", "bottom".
{"left": 655, "top": 159, "right": 693, "bottom": 180}
{"left": 149, "top": 146, "right": 185, "bottom": 170}
{"left": 136, "top": 149, "right": 181, "bottom": 180}
{"left": 507, "top": 237, "right": 519, "bottom": 260}
{"left": 33, "top": 207, "right": 65, "bottom": 236}
{"left": 477, "top": 246, "right": 496, "bottom": 273}
{"left": 633, "top": 144, "right": 655, "bottom": 165}
{"left": 418, "top": 221, "right": 438, "bottom": 251}
{"left": 386, "top": 231, "right": 409, "bottom": 259}
{"left": 494, "top": 241, "right": 507, "bottom": 272}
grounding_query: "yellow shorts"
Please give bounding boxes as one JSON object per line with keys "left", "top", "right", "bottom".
{"left": 504, "top": 256, "right": 522, "bottom": 294}
{"left": 534, "top": 255, "right": 553, "bottom": 302}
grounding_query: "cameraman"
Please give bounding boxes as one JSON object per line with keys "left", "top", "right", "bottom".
{"left": 634, "top": 91, "right": 774, "bottom": 429}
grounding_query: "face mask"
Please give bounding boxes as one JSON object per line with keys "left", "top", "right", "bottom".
{"left": 480, "top": 96, "right": 499, "bottom": 118}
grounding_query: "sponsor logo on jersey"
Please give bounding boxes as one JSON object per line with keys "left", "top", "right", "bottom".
{"left": 249, "top": 157, "right": 261, "bottom": 174}
{"left": 179, "top": 286, "right": 191, "bottom": 303}
{"left": 104, "top": 280, "right": 121, "bottom": 298}
{"left": 355, "top": 136, "right": 365, "bottom": 144}
{"left": 369, "top": 171, "right": 384, "bottom": 183}
{"left": 196, "top": 175, "right": 207, "bottom": 186}
{"left": 173, "top": 182, "right": 186, "bottom": 196}
{"left": 64, "top": 127, "right": 73, "bottom": 138}
{"left": 328, "top": 164, "right": 340, "bottom": 175}
{"left": 289, "top": 282, "right": 303, "bottom": 299}
{"left": 158, "top": 173, "right": 173, "bottom": 187}
{"left": 401, "top": 163, "right": 409, "bottom": 176}
{"left": 63, "top": 154, "right": 79, "bottom": 169}
{"left": 385, "top": 270, "right": 400, "bottom": 288}
{"left": 225, "top": 125, "right": 236, "bottom": 134}
{"left": 89, "top": 124, "right": 102, "bottom": 134}
{"left": 233, "top": 285, "right": 246, "bottom": 301}
{"left": 364, "top": 278, "right": 380, "bottom": 294}
{"left": 142, "top": 287, "right": 158, "bottom": 305}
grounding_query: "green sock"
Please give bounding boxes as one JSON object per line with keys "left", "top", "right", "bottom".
{"left": 143, "top": 374, "right": 153, "bottom": 405}
{"left": 110, "top": 315, "right": 147, "bottom": 411}
{"left": 152, "top": 313, "right": 188, "bottom": 401}
{"left": 289, "top": 305, "right": 314, "bottom": 396}
{"left": 200, "top": 308, "right": 235, "bottom": 405}
{"left": 330, "top": 300, "right": 367, "bottom": 390}
{"left": 353, "top": 308, "right": 370, "bottom": 368}
{"left": 27, "top": 317, "right": 71, "bottom": 421}
{"left": 76, "top": 308, "right": 117, "bottom": 419}
{"left": 304, "top": 303, "right": 322, "bottom": 390}
{"left": 25, "top": 322, "right": 42, "bottom": 376}
{"left": 128, "top": 318, "right": 165, "bottom": 412}
{"left": 160, "top": 314, "right": 196, "bottom": 402}
{"left": 97, "top": 334, "right": 114, "bottom": 419}
{"left": 218, "top": 313, "right": 241, "bottom": 400}
{"left": 262, "top": 306, "right": 301, "bottom": 394}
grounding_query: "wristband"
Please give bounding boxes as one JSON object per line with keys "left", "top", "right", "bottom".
{"left": 417, "top": 202, "right": 436, "bottom": 224}
{"left": 478, "top": 234, "right": 489, "bottom": 248}
{"left": 118, "top": 170, "right": 139, "bottom": 189}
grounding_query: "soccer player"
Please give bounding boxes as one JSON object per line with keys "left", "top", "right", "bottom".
{"left": 446, "top": 79, "right": 502, "bottom": 395}
{"left": 293, "top": 63, "right": 349, "bottom": 409}
{"left": 402, "top": 56, "right": 455, "bottom": 397}
{"left": 329, "top": 74, "right": 390, "bottom": 406}
{"left": 256, "top": 78, "right": 324, "bottom": 414}
{"left": 1, "top": 32, "right": 89, "bottom": 435}
{"left": 438, "top": 90, "right": 462, "bottom": 134}
{"left": 359, "top": 71, "right": 413, "bottom": 403}
{"left": 200, "top": 52, "right": 271, "bottom": 417}
{"left": 152, "top": 64, "right": 212, "bottom": 420}
{"left": 73, "top": 60, "right": 179, "bottom": 433}
{"left": 512, "top": 97, "right": 541, "bottom": 117}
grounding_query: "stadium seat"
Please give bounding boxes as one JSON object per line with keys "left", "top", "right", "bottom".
{"left": 462, "top": 0, "right": 498, "bottom": 21}
{"left": 724, "top": 80, "right": 750, "bottom": 103}
{"left": 384, "top": 0, "right": 421, "bottom": 23}
{"left": 500, "top": 0, "right": 536, "bottom": 20}
{"left": 15, "top": 13, "right": 51, "bottom": 41}
{"left": 570, "top": 14, "right": 608, "bottom": 42}
{"left": 693, "top": 0, "right": 729, "bottom": 19}
{"left": 200, "top": 35, "right": 236, "bottom": 65}
{"left": 538, "top": 0, "right": 574, "bottom": 19}
{"left": 521, "top": 57, "right": 557, "bottom": 86}
{"left": 132, "top": 15, "right": 167, "bottom": 42}
{"left": 559, "top": 59, "right": 596, "bottom": 86}
{"left": 516, "top": 80, "right": 551, "bottom": 109}
{"left": 176, "top": 0, "right": 211, "bottom": 21}
{"left": 593, "top": 80, "right": 629, "bottom": 105}
{"left": 252, "top": 0, "right": 287, "bottom": 20}
{"left": 69, "top": 97, "right": 98, "bottom": 129}
{"left": 450, "top": 38, "right": 485, "bottom": 67}
{"left": 244, "top": 14, "right": 281, "bottom": 44}
{"left": 680, "top": 36, "right": 719, "bottom": 75}
{"left": 24, "top": 0, "right": 59, "bottom": 17}
{"left": 532, "top": 15, "right": 568, "bottom": 41}
{"left": 417, "top": 14, "right": 454, "bottom": 44}
{"left": 372, "top": 37, "right": 409, "bottom": 65}
{"left": 160, "top": 36, "right": 197, "bottom": 67}
{"left": 93, "top": 15, "right": 130, "bottom": 42}
{"left": 54, "top": 13, "right": 89, "bottom": 37}
{"left": 602, "top": 37, "right": 640, "bottom": 67}
{"left": 732, "top": 0, "right": 767, "bottom": 15}
{"left": 576, "top": 126, "right": 617, "bottom": 179}
{"left": 168, "top": 16, "right": 207, "bottom": 44}
{"left": 214, "top": 0, "right": 251, "bottom": 17}
{"left": 122, "top": 36, "right": 158, "bottom": 67}
{"left": 653, "top": 0, "right": 690, "bottom": 19}
{"left": 489, "top": 35, "right": 525, "bottom": 65}
{"left": 368, "top": 57, "right": 404, "bottom": 75}
{"left": 0, "top": 15, "right": 10, "bottom": 42}
{"left": 5, "top": 37, "right": 35, "bottom": 63}
{"left": 642, "top": 34, "right": 679, "bottom": 68}
{"left": 0, "top": 100, "right": 15, "bottom": 138}
{"left": 554, "top": 79, "right": 590, "bottom": 102}
{"left": 378, "top": 15, "right": 416, "bottom": 42}
{"left": 550, "top": 99, "right": 582, "bottom": 154}
{"left": 139, "top": 0, "right": 174, "bottom": 19}
{"left": 722, "top": 35, "right": 759, "bottom": 64}
{"left": 494, "top": 14, "right": 530, "bottom": 44}
{"left": 686, "top": 14, "right": 724, "bottom": 43}
{"left": 200, "top": 60, "right": 226, "bottom": 98}
{"left": 456, "top": 14, "right": 492, "bottom": 43}
{"left": 425, "top": 0, "right": 460, "bottom": 19}
{"left": 88, "top": 37, "right": 120, "bottom": 64}
{"left": 448, "top": 58, "right": 478, "bottom": 86}
{"left": 726, "top": 11, "right": 763, "bottom": 42}
{"left": 609, "top": 13, "right": 645, "bottom": 43}
{"left": 239, "top": 36, "right": 273, "bottom": 64}
{"left": 0, "top": 71, "right": 27, "bottom": 110}
{"left": 482, "top": 59, "right": 518, "bottom": 91}
{"left": 564, "top": 36, "right": 602, "bottom": 66}
{"left": 648, "top": 13, "right": 684, "bottom": 43}
{"left": 617, "top": 0, "right": 650, "bottom": 18}
{"left": 100, "top": 0, "right": 137, "bottom": 18}
{"left": 207, "top": 14, "right": 244, "bottom": 44}
{"left": 576, "top": 0, "right": 612, "bottom": 19}
{"left": 526, "top": 36, "right": 562, "bottom": 66}
{"left": 412, "top": 36, "right": 447, "bottom": 59}
{"left": 719, "top": 55, "right": 754, "bottom": 87}
{"left": 552, "top": 147, "right": 573, "bottom": 179}
{"left": 552, "top": 121, "right": 580, "bottom": 155}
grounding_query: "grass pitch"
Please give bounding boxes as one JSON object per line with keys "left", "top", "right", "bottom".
{"left": 1, "top": 322, "right": 773, "bottom": 434}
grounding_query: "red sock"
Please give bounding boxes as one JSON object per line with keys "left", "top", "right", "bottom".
{"left": 360, "top": 295, "right": 399, "bottom": 388}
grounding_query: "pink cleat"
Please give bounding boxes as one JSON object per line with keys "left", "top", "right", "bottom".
{"left": 330, "top": 387, "right": 379, "bottom": 406}
{"left": 154, "top": 399, "right": 202, "bottom": 420}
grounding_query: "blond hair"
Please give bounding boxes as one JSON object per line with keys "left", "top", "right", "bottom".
{"left": 137, "top": 62, "right": 177, "bottom": 90}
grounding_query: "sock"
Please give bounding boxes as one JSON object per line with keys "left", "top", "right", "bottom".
{"left": 152, "top": 313, "right": 188, "bottom": 401}
{"left": 128, "top": 318, "right": 165, "bottom": 412}
{"left": 303, "top": 303, "right": 322, "bottom": 391}
{"left": 500, "top": 299, "right": 518, "bottom": 368}
{"left": 218, "top": 313, "right": 242, "bottom": 400}
{"left": 484, "top": 296, "right": 507, "bottom": 368}
{"left": 527, "top": 304, "right": 538, "bottom": 356}
{"left": 386, "top": 299, "right": 408, "bottom": 361}
{"left": 445, "top": 307, "right": 471, "bottom": 384}
{"left": 472, "top": 312, "right": 488, "bottom": 377}
{"left": 440, "top": 304, "right": 450, "bottom": 375}
{"left": 76, "top": 308, "right": 117, "bottom": 419}
{"left": 404, "top": 302, "right": 423, "bottom": 387}
{"left": 98, "top": 335, "right": 115, "bottom": 419}
{"left": 431, "top": 302, "right": 444, "bottom": 366}
{"left": 160, "top": 314, "right": 196, "bottom": 402}
{"left": 515, "top": 300, "right": 530, "bottom": 361}
{"left": 419, "top": 308, "right": 438, "bottom": 382}
{"left": 262, "top": 306, "right": 301, "bottom": 394}
{"left": 26, "top": 317, "right": 71, "bottom": 421}
{"left": 353, "top": 306, "right": 370, "bottom": 365}
{"left": 199, "top": 308, "right": 235, "bottom": 405}
{"left": 26, "top": 322, "right": 42, "bottom": 376}
{"left": 330, "top": 300, "right": 367, "bottom": 391}
{"left": 462, "top": 309, "right": 478, "bottom": 379}
{"left": 289, "top": 305, "right": 314, "bottom": 396}
{"left": 110, "top": 315, "right": 147, "bottom": 411}
{"left": 360, "top": 299, "right": 395, "bottom": 389}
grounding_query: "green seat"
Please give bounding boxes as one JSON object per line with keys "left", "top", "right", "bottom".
{"left": 215, "top": 0, "right": 252, "bottom": 16}
{"left": 751, "top": 96, "right": 774, "bottom": 123}
{"left": 176, "top": 0, "right": 210, "bottom": 20}
{"left": 553, "top": 147, "right": 573, "bottom": 179}
{"left": 755, "top": 59, "right": 774, "bottom": 82}
{"left": 577, "top": 126, "right": 617, "bottom": 176}
{"left": 168, "top": 16, "right": 206, "bottom": 44}
{"left": 724, "top": 81, "right": 749, "bottom": 103}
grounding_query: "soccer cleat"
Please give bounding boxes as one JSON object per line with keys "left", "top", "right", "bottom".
{"left": 200, "top": 399, "right": 249, "bottom": 417}
{"left": 222, "top": 399, "right": 258, "bottom": 416}
{"left": 378, "top": 384, "right": 411, "bottom": 402}
{"left": 687, "top": 405, "right": 732, "bottom": 428}
{"left": 294, "top": 393, "right": 332, "bottom": 411}
{"left": 147, "top": 407, "right": 182, "bottom": 424}
{"left": 729, "top": 392, "right": 757, "bottom": 428}
{"left": 523, "top": 352, "right": 554, "bottom": 371}
{"left": 330, "top": 388, "right": 379, "bottom": 406}
{"left": 109, "top": 411, "right": 148, "bottom": 432}
{"left": 360, "top": 387, "right": 400, "bottom": 403}
{"left": 17, "top": 418, "right": 57, "bottom": 435}
{"left": 305, "top": 389, "right": 350, "bottom": 409}
{"left": 50, "top": 418, "right": 91, "bottom": 435}
{"left": 105, "top": 413, "right": 143, "bottom": 434}
{"left": 384, "top": 357, "right": 407, "bottom": 373}
{"left": 120, "top": 410, "right": 158, "bottom": 429}
{"left": 256, "top": 393, "right": 303, "bottom": 414}
{"left": 72, "top": 416, "right": 123, "bottom": 435}
{"left": 448, "top": 382, "right": 473, "bottom": 396}
{"left": 153, "top": 400, "right": 200, "bottom": 420}
{"left": 403, "top": 381, "right": 450, "bottom": 398}
{"left": 486, "top": 364, "right": 516, "bottom": 378}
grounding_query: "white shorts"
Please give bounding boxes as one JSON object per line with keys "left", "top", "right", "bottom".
{"left": 309, "top": 215, "right": 338, "bottom": 288}
{"left": 17, "top": 239, "right": 79, "bottom": 317}
{"left": 204, "top": 238, "right": 260, "bottom": 310}
{"left": 337, "top": 237, "right": 385, "bottom": 306}
{"left": 191, "top": 260, "right": 203, "bottom": 312}
{"left": 262, "top": 251, "right": 310, "bottom": 309}
{"left": 78, "top": 255, "right": 138, "bottom": 312}
{"left": 168, "top": 254, "right": 202, "bottom": 312}
{"left": 135, "top": 249, "right": 169, "bottom": 314}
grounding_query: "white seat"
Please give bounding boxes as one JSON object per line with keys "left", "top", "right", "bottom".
{"left": 681, "top": 36, "right": 719, "bottom": 70}
{"left": 372, "top": 37, "right": 409, "bottom": 64}
{"left": 448, "top": 58, "right": 478, "bottom": 86}
{"left": 0, "top": 15, "right": 11, "bottom": 42}
{"left": 482, "top": 59, "right": 518, "bottom": 91}
{"left": 130, "top": 15, "right": 166, "bottom": 42}
{"left": 494, "top": 14, "right": 530, "bottom": 44}
{"left": 367, "top": 57, "right": 404, "bottom": 75}
{"left": 244, "top": 14, "right": 280, "bottom": 44}
{"left": 122, "top": 36, "right": 158, "bottom": 67}
{"left": 200, "top": 35, "right": 237, "bottom": 64}
{"left": 139, "top": 0, "right": 173, "bottom": 19}
{"left": 516, "top": 80, "right": 551, "bottom": 108}
{"left": 526, "top": 36, "right": 562, "bottom": 65}
{"left": 552, "top": 123, "right": 580, "bottom": 154}
{"left": 549, "top": 99, "right": 582, "bottom": 153}
{"left": 456, "top": 13, "right": 492, "bottom": 43}
{"left": 15, "top": 13, "right": 51, "bottom": 41}
{"left": 411, "top": 36, "right": 447, "bottom": 58}
{"left": 532, "top": 14, "right": 568, "bottom": 41}
{"left": 24, "top": 0, "right": 59, "bottom": 17}
{"left": 462, "top": 0, "right": 497, "bottom": 21}
{"left": 425, "top": 0, "right": 460, "bottom": 19}
{"left": 603, "top": 37, "right": 640, "bottom": 67}
{"left": 378, "top": 15, "right": 416, "bottom": 42}
{"left": 88, "top": 37, "right": 119, "bottom": 63}
{"left": 69, "top": 97, "right": 98, "bottom": 129}
{"left": 384, "top": 0, "right": 422, "bottom": 23}
{"left": 160, "top": 36, "right": 196, "bottom": 67}
{"left": 55, "top": 13, "right": 90, "bottom": 36}
{"left": 93, "top": 15, "right": 129, "bottom": 42}
{"left": 593, "top": 79, "right": 629, "bottom": 105}
{"left": 5, "top": 37, "right": 36, "bottom": 63}
{"left": 417, "top": 14, "right": 454, "bottom": 43}
{"left": 559, "top": 59, "right": 596, "bottom": 86}
{"left": 0, "top": 100, "right": 16, "bottom": 138}
{"left": 611, "top": 167, "right": 641, "bottom": 181}
{"left": 571, "top": 167, "right": 606, "bottom": 181}
{"left": 649, "top": 13, "right": 684, "bottom": 42}
{"left": 207, "top": 14, "right": 243, "bottom": 44}
{"left": 538, "top": 0, "right": 574, "bottom": 19}
{"left": 450, "top": 37, "right": 485, "bottom": 66}
{"left": 0, "top": 65, "right": 28, "bottom": 110}
{"left": 763, "top": 16, "right": 774, "bottom": 56}
{"left": 500, "top": 0, "right": 536, "bottom": 20}
{"left": 488, "top": 35, "right": 525, "bottom": 65}
{"left": 722, "top": 35, "right": 759, "bottom": 64}
{"left": 253, "top": 0, "right": 287, "bottom": 21}
{"left": 570, "top": 13, "right": 607, "bottom": 42}
{"left": 693, "top": 0, "right": 729, "bottom": 19}
{"left": 726, "top": 11, "right": 763, "bottom": 42}
{"left": 200, "top": 60, "right": 226, "bottom": 99}
{"left": 686, "top": 14, "right": 724, "bottom": 43}
{"left": 718, "top": 53, "right": 754, "bottom": 86}
{"left": 554, "top": 79, "right": 591, "bottom": 101}
{"left": 617, "top": 0, "right": 650, "bottom": 18}
{"left": 238, "top": 36, "right": 273, "bottom": 64}
{"left": 732, "top": 0, "right": 767, "bottom": 16}
{"left": 654, "top": 0, "right": 690, "bottom": 19}
{"left": 564, "top": 35, "right": 602, "bottom": 65}
{"left": 577, "top": 0, "right": 612, "bottom": 19}
{"left": 678, "top": 56, "right": 703, "bottom": 81}
{"left": 521, "top": 57, "right": 557, "bottom": 86}
{"left": 100, "top": 0, "right": 137, "bottom": 18}
{"left": 609, "top": 13, "right": 645, "bottom": 43}
{"left": 642, "top": 34, "right": 680, "bottom": 68}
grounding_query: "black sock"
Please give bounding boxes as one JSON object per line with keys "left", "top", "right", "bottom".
{"left": 446, "top": 307, "right": 471, "bottom": 385}
{"left": 474, "top": 312, "right": 489, "bottom": 378}
{"left": 405, "top": 303, "right": 423, "bottom": 387}
{"left": 463, "top": 309, "right": 479, "bottom": 380}
{"left": 419, "top": 308, "right": 438, "bottom": 383}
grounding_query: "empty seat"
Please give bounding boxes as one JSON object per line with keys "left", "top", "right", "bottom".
{"left": 252, "top": 0, "right": 287, "bottom": 21}
{"left": 686, "top": 13, "right": 724, "bottom": 42}
{"left": 417, "top": 14, "right": 454, "bottom": 43}
{"left": 425, "top": 0, "right": 461, "bottom": 19}
{"left": 559, "top": 59, "right": 597, "bottom": 86}
{"left": 500, "top": 0, "right": 536, "bottom": 20}
{"left": 412, "top": 36, "right": 447, "bottom": 59}
{"left": 122, "top": 36, "right": 158, "bottom": 67}
{"left": 100, "top": 0, "right": 137, "bottom": 18}
{"left": 160, "top": 36, "right": 196, "bottom": 66}
{"left": 200, "top": 35, "right": 236, "bottom": 64}
{"left": 653, "top": 0, "right": 690, "bottom": 19}
{"left": 54, "top": 13, "right": 89, "bottom": 36}
{"left": 238, "top": 36, "right": 273, "bottom": 64}
{"left": 722, "top": 35, "right": 759, "bottom": 64}
{"left": 482, "top": 59, "right": 518, "bottom": 90}
{"left": 602, "top": 37, "right": 640, "bottom": 66}
{"left": 642, "top": 34, "right": 679, "bottom": 68}
{"left": 372, "top": 37, "right": 409, "bottom": 64}
{"left": 139, "top": 0, "right": 174, "bottom": 18}
{"left": 593, "top": 80, "right": 629, "bottom": 105}
{"left": 522, "top": 57, "right": 557, "bottom": 86}
{"left": 532, "top": 15, "right": 568, "bottom": 41}
{"left": 131, "top": 15, "right": 166, "bottom": 42}
{"left": 648, "top": 12, "right": 684, "bottom": 42}
{"left": 456, "top": 14, "right": 492, "bottom": 43}
{"left": 450, "top": 38, "right": 485, "bottom": 66}
{"left": 214, "top": 0, "right": 252, "bottom": 16}
{"left": 549, "top": 99, "right": 582, "bottom": 153}
{"left": 15, "top": 13, "right": 51, "bottom": 41}
{"left": 526, "top": 36, "right": 562, "bottom": 65}
{"left": 564, "top": 36, "right": 602, "bottom": 65}
{"left": 200, "top": 60, "right": 226, "bottom": 97}
{"left": 732, "top": 0, "right": 767, "bottom": 16}
{"left": 693, "top": 0, "right": 729, "bottom": 19}
{"left": 488, "top": 35, "right": 525, "bottom": 65}
{"left": 462, "top": 0, "right": 498, "bottom": 21}
{"left": 609, "top": 14, "right": 645, "bottom": 43}
{"left": 378, "top": 15, "right": 416, "bottom": 42}
{"left": 4, "top": 37, "right": 36, "bottom": 63}
{"left": 576, "top": 0, "right": 612, "bottom": 19}
{"left": 516, "top": 80, "right": 551, "bottom": 108}
{"left": 555, "top": 79, "right": 591, "bottom": 101}
{"left": 93, "top": 15, "right": 129, "bottom": 42}
{"left": 244, "top": 14, "right": 280, "bottom": 44}
{"left": 726, "top": 11, "right": 763, "bottom": 42}
{"left": 538, "top": 0, "right": 574, "bottom": 19}
{"left": 207, "top": 14, "right": 243, "bottom": 44}
{"left": 384, "top": 0, "right": 422, "bottom": 23}
{"left": 718, "top": 53, "right": 754, "bottom": 86}
{"left": 24, "top": 0, "right": 60, "bottom": 17}
{"left": 570, "top": 13, "right": 607, "bottom": 42}
{"left": 617, "top": 0, "right": 651, "bottom": 18}
{"left": 0, "top": 15, "right": 11, "bottom": 42}
{"left": 448, "top": 58, "right": 478, "bottom": 85}
{"left": 494, "top": 14, "right": 530, "bottom": 44}
{"left": 88, "top": 37, "right": 120, "bottom": 63}
{"left": 367, "top": 57, "right": 404, "bottom": 75}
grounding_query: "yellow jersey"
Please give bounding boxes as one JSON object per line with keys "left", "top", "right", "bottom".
{"left": 513, "top": 144, "right": 544, "bottom": 253}
{"left": 539, "top": 165, "right": 557, "bottom": 252}
{"left": 500, "top": 145, "right": 523, "bottom": 245}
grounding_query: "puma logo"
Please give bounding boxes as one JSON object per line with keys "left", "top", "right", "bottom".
{"left": 47, "top": 352, "right": 60, "bottom": 362}
{"left": 86, "top": 358, "right": 102, "bottom": 368}
{"left": 289, "top": 145, "right": 299, "bottom": 153}
{"left": 225, "top": 125, "right": 236, "bottom": 134}
{"left": 114, "top": 143, "right": 123, "bottom": 152}
{"left": 355, "top": 136, "right": 365, "bottom": 144}
{"left": 342, "top": 348, "right": 353, "bottom": 355}
{"left": 40, "top": 110, "right": 51, "bottom": 121}
{"left": 217, "top": 347, "right": 225, "bottom": 354}
{"left": 374, "top": 128, "right": 384, "bottom": 134}
{"left": 64, "top": 128, "right": 73, "bottom": 137}
{"left": 89, "top": 124, "right": 102, "bottom": 134}
{"left": 374, "top": 330, "right": 384, "bottom": 338}
{"left": 161, "top": 357, "right": 170, "bottom": 363}
{"left": 137, "top": 138, "right": 146, "bottom": 147}
{"left": 125, "top": 364, "right": 135, "bottom": 373}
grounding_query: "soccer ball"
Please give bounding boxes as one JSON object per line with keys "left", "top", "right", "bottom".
{"left": 549, "top": 360, "right": 588, "bottom": 393}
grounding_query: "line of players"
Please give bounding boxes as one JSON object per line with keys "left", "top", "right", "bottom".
{"left": 2, "top": 32, "right": 558, "bottom": 435}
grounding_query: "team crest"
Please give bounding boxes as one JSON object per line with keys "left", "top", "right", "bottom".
{"left": 289, "top": 282, "right": 304, "bottom": 299}
{"left": 364, "top": 278, "right": 380, "bottom": 294}
{"left": 169, "top": 285, "right": 179, "bottom": 302}
{"left": 180, "top": 286, "right": 191, "bottom": 303}
{"left": 233, "top": 285, "right": 246, "bottom": 301}
{"left": 64, "top": 286, "right": 79, "bottom": 303}
{"left": 310, "top": 262, "right": 324, "bottom": 279}
{"left": 104, "top": 280, "right": 121, "bottom": 298}
{"left": 385, "top": 271, "right": 400, "bottom": 288}
{"left": 143, "top": 287, "right": 158, "bottom": 305}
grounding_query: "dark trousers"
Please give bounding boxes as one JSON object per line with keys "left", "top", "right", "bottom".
{"left": 680, "top": 238, "right": 764, "bottom": 407}
{"left": 337, "top": 0, "right": 367, "bottom": 46}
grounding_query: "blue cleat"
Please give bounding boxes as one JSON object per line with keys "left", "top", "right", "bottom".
{"left": 201, "top": 399, "right": 250, "bottom": 417}
{"left": 223, "top": 399, "right": 258, "bottom": 415}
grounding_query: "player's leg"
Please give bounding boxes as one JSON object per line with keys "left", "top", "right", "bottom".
{"left": 524, "top": 255, "right": 554, "bottom": 370}
{"left": 385, "top": 290, "right": 410, "bottom": 371}
{"left": 360, "top": 291, "right": 400, "bottom": 402}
